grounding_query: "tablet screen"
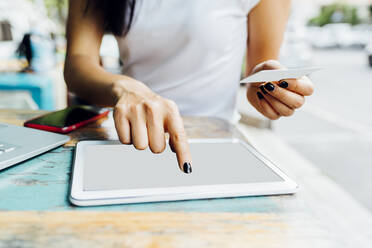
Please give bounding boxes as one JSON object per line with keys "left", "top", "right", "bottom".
{"left": 83, "top": 141, "right": 283, "bottom": 191}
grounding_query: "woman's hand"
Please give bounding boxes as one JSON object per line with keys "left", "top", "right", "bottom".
{"left": 246, "top": 60, "right": 315, "bottom": 120}
{"left": 112, "top": 80, "right": 192, "bottom": 173}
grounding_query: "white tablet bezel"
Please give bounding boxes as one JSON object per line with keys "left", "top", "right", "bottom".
{"left": 70, "top": 139, "right": 298, "bottom": 206}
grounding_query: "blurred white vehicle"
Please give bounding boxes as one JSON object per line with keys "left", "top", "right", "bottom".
{"left": 353, "top": 24, "right": 372, "bottom": 48}
{"left": 366, "top": 41, "right": 372, "bottom": 67}
{"left": 307, "top": 26, "right": 338, "bottom": 49}
{"left": 307, "top": 24, "right": 368, "bottom": 49}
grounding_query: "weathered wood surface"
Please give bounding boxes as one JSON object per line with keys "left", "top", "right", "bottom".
{"left": 0, "top": 109, "right": 372, "bottom": 248}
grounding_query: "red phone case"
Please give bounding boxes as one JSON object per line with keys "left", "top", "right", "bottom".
{"left": 24, "top": 110, "right": 110, "bottom": 134}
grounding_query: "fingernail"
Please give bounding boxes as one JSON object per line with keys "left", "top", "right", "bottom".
{"left": 259, "top": 85, "right": 268, "bottom": 94}
{"left": 264, "top": 82, "right": 275, "bottom": 92}
{"left": 279, "top": 81, "right": 288, "bottom": 88}
{"left": 257, "top": 92, "right": 264, "bottom": 100}
{"left": 183, "top": 162, "right": 192, "bottom": 174}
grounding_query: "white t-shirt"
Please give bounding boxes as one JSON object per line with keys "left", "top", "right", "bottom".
{"left": 116, "top": 0, "right": 261, "bottom": 123}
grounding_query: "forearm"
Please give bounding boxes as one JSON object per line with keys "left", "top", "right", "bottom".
{"left": 246, "top": 0, "right": 291, "bottom": 75}
{"left": 246, "top": 41, "right": 281, "bottom": 75}
{"left": 64, "top": 54, "right": 149, "bottom": 106}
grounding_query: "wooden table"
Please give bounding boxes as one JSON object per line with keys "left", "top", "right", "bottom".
{"left": 1, "top": 109, "right": 372, "bottom": 248}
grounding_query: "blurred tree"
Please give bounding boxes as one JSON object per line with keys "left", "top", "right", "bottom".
{"left": 44, "top": 0, "right": 68, "bottom": 23}
{"left": 29, "top": 0, "right": 68, "bottom": 24}
{"left": 308, "top": 3, "right": 361, "bottom": 26}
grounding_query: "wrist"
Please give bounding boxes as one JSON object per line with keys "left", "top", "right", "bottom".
{"left": 109, "top": 80, "right": 128, "bottom": 105}
{"left": 109, "top": 79, "right": 155, "bottom": 105}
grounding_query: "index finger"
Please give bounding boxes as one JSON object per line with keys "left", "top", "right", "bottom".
{"left": 165, "top": 113, "right": 192, "bottom": 174}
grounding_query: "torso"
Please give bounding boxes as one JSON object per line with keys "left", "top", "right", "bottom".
{"left": 116, "top": 0, "right": 260, "bottom": 123}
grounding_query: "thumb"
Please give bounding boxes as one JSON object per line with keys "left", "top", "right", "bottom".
{"left": 250, "top": 60, "right": 285, "bottom": 75}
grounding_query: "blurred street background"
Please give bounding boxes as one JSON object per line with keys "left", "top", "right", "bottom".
{"left": 1, "top": 0, "right": 372, "bottom": 211}
{"left": 274, "top": 0, "right": 372, "bottom": 212}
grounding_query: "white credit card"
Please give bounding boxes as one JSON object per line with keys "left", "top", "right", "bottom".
{"left": 240, "top": 67, "right": 322, "bottom": 84}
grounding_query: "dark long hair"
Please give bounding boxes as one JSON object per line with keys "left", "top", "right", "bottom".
{"left": 17, "top": 33, "right": 33, "bottom": 64}
{"left": 86, "top": 0, "right": 136, "bottom": 36}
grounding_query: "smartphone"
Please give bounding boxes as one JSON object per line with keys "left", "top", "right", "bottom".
{"left": 24, "top": 105, "right": 110, "bottom": 134}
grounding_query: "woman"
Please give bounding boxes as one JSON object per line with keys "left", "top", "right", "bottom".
{"left": 64, "top": 0, "right": 314, "bottom": 174}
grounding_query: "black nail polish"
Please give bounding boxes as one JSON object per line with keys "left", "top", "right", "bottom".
{"left": 264, "top": 82, "right": 275, "bottom": 92}
{"left": 183, "top": 162, "right": 192, "bottom": 174}
{"left": 279, "top": 81, "right": 288, "bottom": 88}
{"left": 259, "top": 85, "right": 268, "bottom": 95}
{"left": 257, "top": 92, "right": 264, "bottom": 100}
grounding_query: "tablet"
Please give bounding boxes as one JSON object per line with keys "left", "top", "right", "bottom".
{"left": 70, "top": 139, "right": 298, "bottom": 206}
